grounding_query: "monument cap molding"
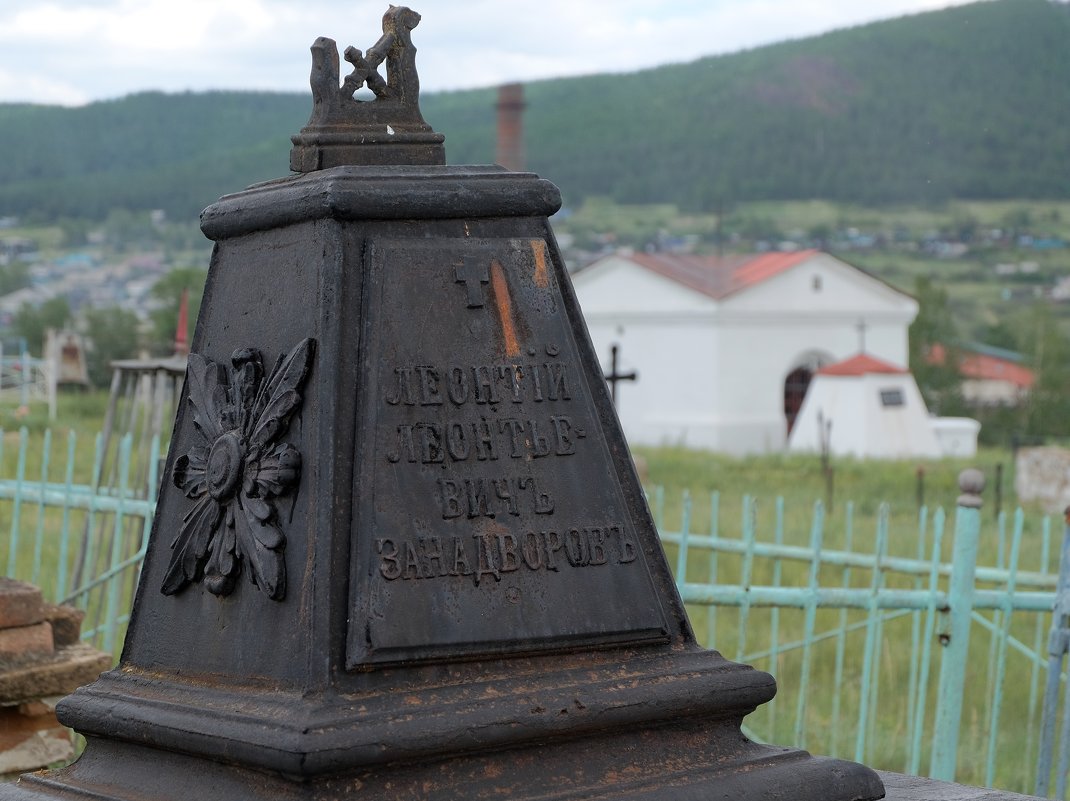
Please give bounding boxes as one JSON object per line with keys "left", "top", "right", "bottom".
{"left": 200, "top": 166, "right": 563, "bottom": 240}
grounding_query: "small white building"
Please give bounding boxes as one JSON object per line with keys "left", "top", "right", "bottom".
{"left": 787, "top": 354, "right": 944, "bottom": 459}
{"left": 571, "top": 249, "right": 918, "bottom": 455}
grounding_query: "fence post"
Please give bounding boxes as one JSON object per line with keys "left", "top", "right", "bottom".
{"left": 1035, "top": 508, "right": 1070, "bottom": 797}
{"left": 930, "top": 468, "right": 984, "bottom": 782}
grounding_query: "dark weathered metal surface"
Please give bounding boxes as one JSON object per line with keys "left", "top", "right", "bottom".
{"left": 1, "top": 10, "right": 885, "bottom": 801}
{"left": 289, "top": 7, "right": 445, "bottom": 170}
{"left": 350, "top": 236, "right": 668, "bottom": 667}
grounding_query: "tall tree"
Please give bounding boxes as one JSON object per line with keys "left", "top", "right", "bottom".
{"left": 84, "top": 306, "right": 141, "bottom": 388}
{"left": 12, "top": 297, "right": 71, "bottom": 355}
{"left": 1021, "top": 303, "right": 1070, "bottom": 439}
{"left": 908, "top": 276, "right": 963, "bottom": 415}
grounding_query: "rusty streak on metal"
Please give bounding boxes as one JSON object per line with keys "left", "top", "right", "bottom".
{"left": 490, "top": 259, "right": 520, "bottom": 358}
{"left": 531, "top": 240, "right": 550, "bottom": 289}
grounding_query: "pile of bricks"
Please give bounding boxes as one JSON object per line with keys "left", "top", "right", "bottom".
{"left": 0, "top": 578, "right": 110, "bottom": 778}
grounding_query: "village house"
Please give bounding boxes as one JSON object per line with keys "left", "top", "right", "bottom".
{"left": 926, "top": 342, "right": 1035, "bottom": 407}
{"left": 570, "top": 249, "right": 919, "bottom": 455}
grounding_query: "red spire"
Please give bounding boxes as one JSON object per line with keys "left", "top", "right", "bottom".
{"left": 174, "top": 288, "right": 190, "bottom": 357}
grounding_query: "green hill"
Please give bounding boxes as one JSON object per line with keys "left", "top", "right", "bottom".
{"left": 1, "top": 0, "right": 1068, "bottom": 220}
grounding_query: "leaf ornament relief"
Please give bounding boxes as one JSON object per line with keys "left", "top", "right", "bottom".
{"left": 162, "top": 338, "right": 316, "bottom": 601}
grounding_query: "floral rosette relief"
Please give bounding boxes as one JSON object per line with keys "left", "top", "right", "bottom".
{"left": 163, "top": 338, "right": 316, "bottom": 601}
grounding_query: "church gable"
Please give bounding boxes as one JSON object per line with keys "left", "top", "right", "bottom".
{"left": 572, "top": 255, "right": 719, "bottom": 316}
{"left": 721, "top": 253, "right": 917, "bottom": 318}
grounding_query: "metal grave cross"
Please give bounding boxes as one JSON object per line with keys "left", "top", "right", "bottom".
{"left": 605, "top": 343, "right": 637, "bottom": 408}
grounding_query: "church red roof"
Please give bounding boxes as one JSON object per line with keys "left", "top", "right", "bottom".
{"left": 817, "top": 353, "right": 908, "bottom": 376}
{"left": 626, "top": 249, "right": 820, "bottom": 300}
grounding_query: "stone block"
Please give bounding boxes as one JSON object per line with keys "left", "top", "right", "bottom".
{"left": 0, "top": 644, "right": 112, "bottom": 704}
{"left": 0, "top": 621, "right": 53, "bottom": 664}
{"left": 44, "top": 605, "right": 84, "bottom": 648}
{"left": 0, "top": 579, "right": 44, "bottom": 630}
{"left": 1015, "top": 446, "right": 1070, "bottom": 513}
{"left": 0, "top": 701, "right": 73, "bottom": 776}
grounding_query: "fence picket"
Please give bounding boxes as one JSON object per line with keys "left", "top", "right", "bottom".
{"left": 57, "top": 430, "right": 77, "bottom": 600}
{"left": 904, "top": 506, "right": 928, "bottom": 773}
{"left": 6, "top": 427, "right": 28, "bottom": 577}
{"left": 102, "top": 434, "right": 133, "bottom": 655}
{"left": 706, "top": 491, "right": 720, "bottom": 650}
{"left": 856, "top": 503, "right": 888, "bottom": 764}
{"left": 1027, "top": 516, "right": 1052, "bottom": 785}
{"left": 676, "top": 490, "right": 691, "bottom": 593}
{"left": 768, "top": 496, "right": 785, "bottom": 739}
{"left": 30, "top": 428, "right": 51, "bottom": 585}
{"left": 830, "top": 500, "right": 855, "bottom": 759}
{"left": 795, "top": 500, "right": 824, "bottom": 749}
{"left": 736, "top": 495, "right": 756, "bottom": 663}
{"left": 865, "top": 505, "right": 890, "bottom": 758}
{"left": 984, "top": 510, "right": 1010, "bottom": 743}
{"left": 908, "top": 507, "right": 945, "bottom": 776}
{"left": 986, "top": 508, "right": 1023, "bottom": 787}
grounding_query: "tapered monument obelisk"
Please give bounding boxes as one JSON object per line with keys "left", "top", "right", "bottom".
{"left": 3, "top": 8, "right": 884, "bottom": 800}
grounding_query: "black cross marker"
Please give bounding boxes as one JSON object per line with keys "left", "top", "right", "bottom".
{"left": 605, "top": 344, "right": 637, "bottom": 408}
{"left": 456, "top": 260, "right": 490, "bottom": 307}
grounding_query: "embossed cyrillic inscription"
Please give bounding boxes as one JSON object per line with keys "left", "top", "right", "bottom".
{"left": 376, "top": 523, "right": 637, "bottom": 585}
{"left": 384, "top": 360, "right": 573, "bottom": 407}
{"left": 348, "top": 237, "right": 668, "bottom": 668}
{"left": 385, "top": 416, "right": 583, "bottom": 465}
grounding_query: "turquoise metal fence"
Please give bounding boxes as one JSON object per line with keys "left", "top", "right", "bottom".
{"left": 655, "top": 475, "right": 1062, "bottom": 797}
{"left": 0, "top": 426, "right": 160, "bottom": 659}
{"left": 2, "top": 429, "right": 1068, "bottom": 796}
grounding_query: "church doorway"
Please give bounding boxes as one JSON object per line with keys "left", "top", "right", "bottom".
{"left": 784, "top": 367, "right": 813, "bottom": 435}
{"left": 784, "top": 352, "right": 833, "bottom": 435}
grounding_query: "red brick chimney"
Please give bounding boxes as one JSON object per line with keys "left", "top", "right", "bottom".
{"left": 495, "top": 83, "right": 525, "bottom": 172}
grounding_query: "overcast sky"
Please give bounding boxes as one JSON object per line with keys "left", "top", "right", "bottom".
{"left": 0, "top": 0, "right": 980, "bottom": 107}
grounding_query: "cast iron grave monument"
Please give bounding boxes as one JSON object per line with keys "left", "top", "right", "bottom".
{"left": 3, "top": 9, "right": 884, "bottom": 800}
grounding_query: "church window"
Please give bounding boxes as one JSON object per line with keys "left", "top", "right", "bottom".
{"left": 879, "top": 388, "right": 904, "bottom": 407}
{"left": 812, "top": 275, "right": 822, "bottom": 291}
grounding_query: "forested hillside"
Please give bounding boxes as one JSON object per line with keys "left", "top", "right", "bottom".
{"left": 1, "top": 0, "right": 1068, "bottom": 220}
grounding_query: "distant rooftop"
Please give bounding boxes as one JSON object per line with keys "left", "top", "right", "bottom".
{"left": 818, "top": 353, "right": 907, "bottom": 377}
{"left": 623, "top": 250, "right": 820, "bottom": 300}
{"left": 927, "top": 343, "right": 1034, "bottom": 389}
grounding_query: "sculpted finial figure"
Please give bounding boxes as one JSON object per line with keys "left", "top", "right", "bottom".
{"left": 290, "top": 6, "right": 445, "bottom": 170}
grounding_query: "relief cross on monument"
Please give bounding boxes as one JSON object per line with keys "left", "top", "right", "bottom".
{"left": 1, "top": 8, "right": 886, "bottom": 800}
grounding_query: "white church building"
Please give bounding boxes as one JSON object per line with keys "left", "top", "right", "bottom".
{"left": 571, "top": 249, "right": 921, "bottom": 455}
